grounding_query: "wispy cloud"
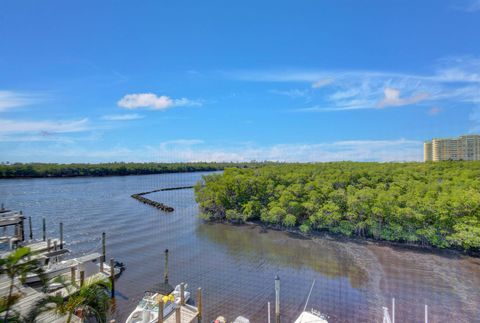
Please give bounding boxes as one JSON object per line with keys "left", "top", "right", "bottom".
{"left": 428, "top": 107, "right": 442, "bottom": 116}
{"left": 117, "top": 93, "right": 201, "bottom": 110}
{"left": 470, "top": 107, "right": 480, "bottom": 132}
{"left": 0, "top": 91, "right": 42, "bottom": 112}
{"left": 312, "top": 78, "right": 334, "bottom": 89}
{"left": 229, "top": 56, "right": 480, "bottom": 113}
{"left": 1, "top": 138, "right": 422, "bottom": 163}
{"left": 377, "top": 88, "right": 429, "bottom": 108}
{"left": 101, "top": 113, "right": 144, "bottom": 121}
{"left": 453, "top": 0, "right": 480, "bottom": 12}
{"left": 269, "top": 89, "right": 309, "bottom": 98}
{"left": 0, "top": 118, "right": 89, "bottom": 134}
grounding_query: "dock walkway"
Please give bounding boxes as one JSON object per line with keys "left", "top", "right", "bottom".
{"left": 0, "top": 275, "right": 80, "bottom": 322}
{"left": 164, "top": 304, "right": 199, "bottom": 323}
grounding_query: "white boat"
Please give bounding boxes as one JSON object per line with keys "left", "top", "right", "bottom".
{"left": 25, "top": 252, "right": 118, "bottom": 284}
{"left": 125, "top": 284, "right": 191, "bottom": 323}
{"left": 294, "top": 309, "right": 329, "bottom": 323}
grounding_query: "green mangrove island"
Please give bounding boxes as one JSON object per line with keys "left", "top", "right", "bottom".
{"left": 0, "top": 162, "right": 257, "bottom": 178}
{"left": 194, "top": 162, "right": 480, "bottom": 252}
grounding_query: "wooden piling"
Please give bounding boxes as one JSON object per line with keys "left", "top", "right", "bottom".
{"left": 164, "top": 249, "right": 169, "bottom": 284}
{"left": 180, "top": 283, "right": 185, "bottom": 306}
{"left": 175, "top": 306, "right": 181, "bottom": 323}
{"left": 28, "top": 216, "right": 33, "bottom": 240}
{"left": 71, "top": 267, "right": 76, "bottom": 285}
{"left": 53, "top": 240, "right": 57, "bottom": 251}
{"left": 110, "top": 258, "right": 115, "bottom": 298}
{"left": 158, "top": 299, "right": 164, "bottom": 323}
{"left": 20, "top": 212, "right": 25, "bottom": 241}
{"left": 47, "top": 238, "right": 51, "bottom": 252}
{"left": 59, "top": 222, "right": 63, "bottom": 249}
{"left": 99, "top": 255, "right": 104, "bottom": 272}
{"left": 197, "top": 287, "right": 203, "bottom": 323}
{"left": 275, "top": 275, "right": 280, "bottom": 323}
{"left": 80, "top": 270, "right": 85, "bottom": 287}
{"left": 102, "top": 232, "right": 106, "bottom": 262}
{"left": 42, "top": 217, "right": 46, "bottom": 241}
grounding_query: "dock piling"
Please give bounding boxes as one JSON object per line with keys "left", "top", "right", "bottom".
{"left": 71, "top": 267, "right": 76, "bottom": 285}
{"left": 99, "top": 255, "right": 104, "bottom": 272}
{"left": 275, "top": 275, "right": 280, "bottom": 323}
{"left": 80, "top": 270, "right": 85, "bottom": 287}
{"left": 47, "top": 238, "right": 51, "bottom": 252}
{"left": 268, "top": 301, "right": 271, "bottom": 323}
{"left": 110, "top": 258, "right": 115, "bottom": 298}
{"left": 164, "top": 249, "right": 169, "bottom": 284}
{"left": 60, "top": 222, "right": 63, "bottom": 249}
{"left": 28, "top": 216, "right": 33, "bottom": 240}
{"left": 42, "top": 217, "right": 46, "bottom": 241}
{"left": 158, "top": 299, "right": 164, "bottom": 323}
{"left": 102, "top": 232, "right": 106, "bottom": 262}
{"left": 53, "top": 240, "right": 57, "bottom": 251}
{"left": 197, "top": 287, "right": 202, "bottom": 323}
{"left": 180, "top": 282, "right": 185, "bottom": 306}
{"left": 19, "top": 211, "right": 25, "bottom": 241}
{"left": 392, "top": 298, "right": 395, "bottom": 323}
{"left": 175, "top": 306, "right": 181, "bottom": 323}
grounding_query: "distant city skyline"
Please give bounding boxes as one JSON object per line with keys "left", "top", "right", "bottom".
{"left": 1, "top": 0, "right": 480, "bottom": 163}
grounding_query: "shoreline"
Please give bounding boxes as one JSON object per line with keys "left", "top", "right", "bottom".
{"left": 0, "top": 169, "right": 222, "bottom": 180}
{"left": 205, "top": 219, "right": 480, "bottom": 258}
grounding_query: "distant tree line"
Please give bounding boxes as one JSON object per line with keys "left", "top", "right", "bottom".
{"left": 195, "top": 162, "right": 480, "bottom": 252}
{"left": 0, "top": 162, "right": 266, "bottom": 178}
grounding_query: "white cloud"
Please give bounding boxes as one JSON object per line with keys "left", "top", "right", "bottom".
{"left": 101, "top": 113, "right": 144, "bottom": 121}
{"left": 0, "top": 118, "right": 89, "bottom": 134}
{"left": 117, "top": 93, "right": 201, "bottom": 110}
{"left": 377, "top": 87, "right": 429, "bottom": 108}
{"left": 0, "top": 91, "right": 40, "bottom": 112}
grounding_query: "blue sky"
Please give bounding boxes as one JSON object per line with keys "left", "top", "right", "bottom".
{"left": 1, "top": 0, "right": 480, "bottom": 163}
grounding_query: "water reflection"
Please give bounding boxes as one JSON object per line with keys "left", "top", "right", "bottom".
{"left": 197, "top": 223, "right": 369, "bottom": 289}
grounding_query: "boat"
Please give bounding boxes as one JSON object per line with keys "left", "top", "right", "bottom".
{"left": 125, "top": 283, "right": 191, "bottom": 323}
{"left": 293, "top": 279, "right": 328, "bottom": 323}
{"left": 25, "top": 252, "right": 121, "bottom": 284}
{"left": 294, "top": 310, "right": 329, "bottom": 323}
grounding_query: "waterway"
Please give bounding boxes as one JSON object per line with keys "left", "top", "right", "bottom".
{"left": 0, "top": 172, "right": 479, "bottom": 322}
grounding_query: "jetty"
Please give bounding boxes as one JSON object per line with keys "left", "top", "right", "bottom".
{"left": 131, "top": 186, "right": 193, "bottom": 212}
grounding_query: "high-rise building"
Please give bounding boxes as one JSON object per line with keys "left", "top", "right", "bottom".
{"left": 424, "top": 135, "right": 480, "bottom": 161}
{"left": 423, "top": 141, "right": 432, "bottom": 162}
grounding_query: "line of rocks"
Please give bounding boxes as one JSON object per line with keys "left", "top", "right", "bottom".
{"left": 131, "top": 194, "right": 175, "bottom": 212}
{"left": 130, "top": 186, "right": 194, "bottom": 212}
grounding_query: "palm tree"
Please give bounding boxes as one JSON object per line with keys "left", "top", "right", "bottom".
{"left": 0, "top": 247, "right": 44, "bottom": 321}
{"left": 26, "top": 276, "right": 112, "bottom": 323}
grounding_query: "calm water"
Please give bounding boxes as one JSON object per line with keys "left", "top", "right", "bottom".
{"left": 0, "top": 172, "right": 479, "bottom": 323}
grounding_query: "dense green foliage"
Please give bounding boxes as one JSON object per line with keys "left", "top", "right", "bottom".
{"left": 195, "top": 162, "right": 480, "bottom": 251}
{"left": 0, "top": 162, "right": 258, "bottom": 178}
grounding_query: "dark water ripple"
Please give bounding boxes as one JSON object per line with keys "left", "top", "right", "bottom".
{"left": 0, "top": 172, "right": 479, "bottom": 323}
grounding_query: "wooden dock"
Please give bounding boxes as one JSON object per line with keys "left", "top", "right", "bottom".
{"left": 164, "top": 304, "right": 199, "bottom": 323}
{"left": 0, "top": 275, "right": 80, "bottom": 322}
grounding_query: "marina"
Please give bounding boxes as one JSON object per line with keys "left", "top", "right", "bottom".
{"left": 0, "top": 208, "right": 124, "bottom": 322}
{"left": 0, "top": 172, "right": 479, "bottom": 322}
